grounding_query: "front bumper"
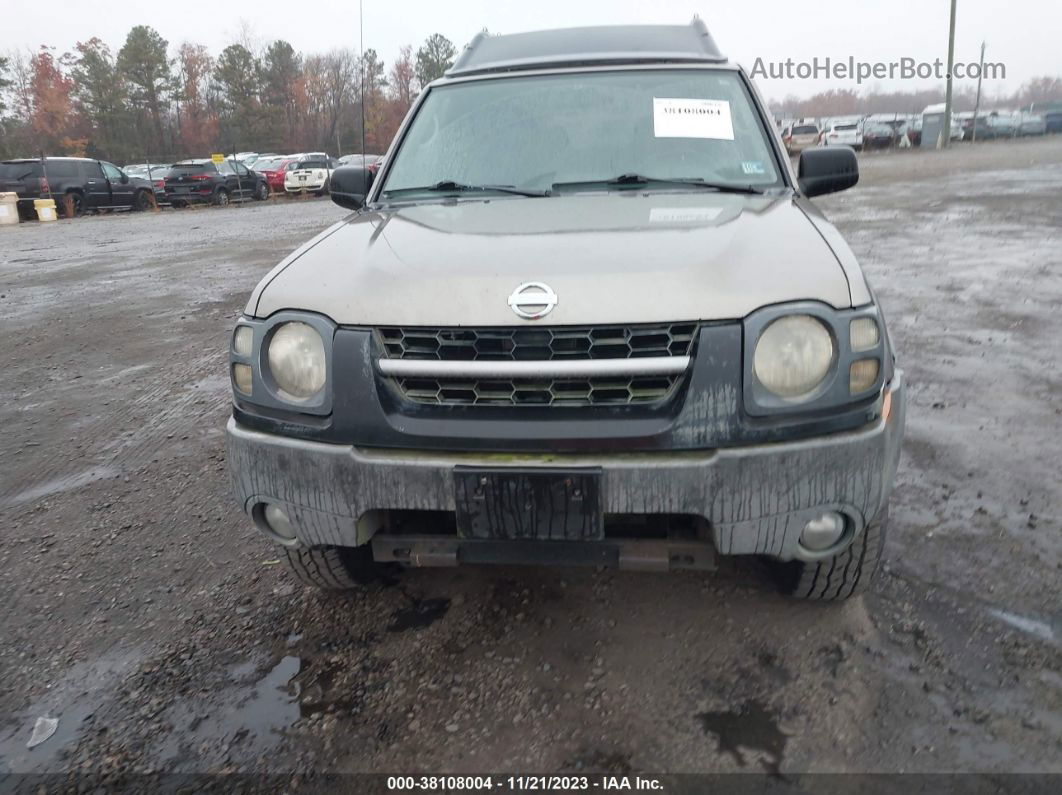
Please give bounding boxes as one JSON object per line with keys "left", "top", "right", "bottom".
{"left": 285, "top": 181, "right": 326, "bottom": 192}
{"left": 227, "top": 374, "right": 905, "bottom": 563}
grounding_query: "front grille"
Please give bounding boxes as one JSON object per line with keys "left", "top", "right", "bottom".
{"left": 378, "top": 323, "right": 697, "bottom": 361}
{"left": 377, "top": 323, "right": 696, "bottom": 407}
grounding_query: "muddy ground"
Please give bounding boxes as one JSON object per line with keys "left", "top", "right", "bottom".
{"left": 0, "top": 138, "right": 1060, "bottom": 787}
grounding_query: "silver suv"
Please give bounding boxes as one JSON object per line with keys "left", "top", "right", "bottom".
{"left": 227, "top": 22, "right": 905, "bottom": 601}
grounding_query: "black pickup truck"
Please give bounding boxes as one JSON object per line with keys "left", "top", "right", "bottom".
{"left": 0, "top": 157, "right": 156, "bottom": 217}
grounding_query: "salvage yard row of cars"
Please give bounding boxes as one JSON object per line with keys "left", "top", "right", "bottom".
{"left": 780, "top": 107, "right": 1058, "bottom": 154}
{"left": 0, "top": 152, "right": 383, "bottom": 218}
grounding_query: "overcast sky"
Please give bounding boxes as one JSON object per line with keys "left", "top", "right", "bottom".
{"left": 5, "top": 0, "right": 1060, "bottom": 101}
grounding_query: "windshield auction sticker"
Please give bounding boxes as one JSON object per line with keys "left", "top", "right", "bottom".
{"left": 653, "top": 98, "right": 734, "bottom": 139}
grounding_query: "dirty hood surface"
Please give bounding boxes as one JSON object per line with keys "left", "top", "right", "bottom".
{"left": 251, "top": 192, "right": 854, "bottom": 325}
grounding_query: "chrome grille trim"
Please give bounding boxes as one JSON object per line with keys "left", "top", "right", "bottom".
{"left": 377, "top": 356, "right": 690, "bottom": 379}
{"left": 376, "top": 323, "right": 698, "bottom": 407}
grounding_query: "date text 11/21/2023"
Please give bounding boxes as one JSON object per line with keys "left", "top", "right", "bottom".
{"left": 386, "top": 775, "right": 665, "bottom": 791}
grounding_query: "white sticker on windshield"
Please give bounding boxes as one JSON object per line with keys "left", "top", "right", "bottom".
{"left": 653, "top": 98, "right": 734, "bottom": 140}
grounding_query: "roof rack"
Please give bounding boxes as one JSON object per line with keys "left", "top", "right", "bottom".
{"left": 446, "top": 19, "right": 726, "bottom": 78}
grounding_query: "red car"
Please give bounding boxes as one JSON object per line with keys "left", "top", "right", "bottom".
{"left": 252, "top": 157, "right": 302, "bottom": 194}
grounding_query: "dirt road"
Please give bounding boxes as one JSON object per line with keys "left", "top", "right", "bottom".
{"left": 1, "top": 138, "right": 1060, "bottom": 785}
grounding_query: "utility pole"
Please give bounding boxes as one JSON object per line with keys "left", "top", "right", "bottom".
{"left": 359, "top": 0, "right": 367, "bottom": 157}
{"left": 941, "top": 0, "right": 958, "bottom": 149}
{"left": 972, "top": 40, "right": 986, "bottom": 143}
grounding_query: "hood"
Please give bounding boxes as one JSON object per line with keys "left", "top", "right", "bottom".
{"left": 250, "top": 192, "right": 856, "bottom": 326}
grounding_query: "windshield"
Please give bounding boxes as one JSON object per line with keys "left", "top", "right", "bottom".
{"left": 296, "top": 160, "right": 328, "bottom": 170}
{"left": 381, "top": 69, "right": 783, "bottom": 198}
{"left": 792, "top": 125, "right": 818, "bottom": 135}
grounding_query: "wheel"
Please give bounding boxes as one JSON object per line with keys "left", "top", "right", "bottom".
{"left": 62, "top": 191, "right": 84, "bottom": 218}
{"left": 254, "top": 182, "right": 269, "bottom": 201}
{"left": 770, "top": 507, "right": 888, "bottom": 601}
{"left": 282, "top": 544, "right": 386, "bottom": 590}
{"left": 133, "top": 189, "right": 152, "bottom": 211}
{"left": 214, "top": 188, "right": 230, "bottom": 206}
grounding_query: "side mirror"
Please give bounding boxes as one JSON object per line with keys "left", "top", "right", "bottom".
{"left": 330, "top": 166, "right": 373, "bottom": 210}
{"left": 120, "top": 173, "right": 129, "bottom": 184}
{"left": 797, "top": 146, "right": 858, "bottom": 198}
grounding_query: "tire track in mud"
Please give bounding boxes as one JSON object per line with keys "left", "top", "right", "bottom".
{"left": 0, "top": 321, "right": 231, "bottom": 510}
{"left": 0, "top": 201, "right": 344, "bottom": 511}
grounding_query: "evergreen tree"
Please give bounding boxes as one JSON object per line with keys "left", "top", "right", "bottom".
{"left": 117, "top": 25, "right": 173, "bottom": 153}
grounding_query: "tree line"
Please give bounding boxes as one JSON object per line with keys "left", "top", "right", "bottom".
{"left": 0, "top": 27, "right": 460, "bottom": 163}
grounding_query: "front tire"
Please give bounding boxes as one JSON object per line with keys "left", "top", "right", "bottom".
{"left": 282, "top": 544, "right": 385, "bottom": 590}
{"left": 133, "top": 189, "right": 152, "bottom": 211}
{"left": 254, "top": 182, "right": 269, "bottom": 201}
{"left": 214, "top": 188, "right": 230, "bottom": 207}
{"left": 770, "top": 507, "right": 888, "bottom": 601}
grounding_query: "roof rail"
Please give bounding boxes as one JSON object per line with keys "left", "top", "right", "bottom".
{"left": 447, "top": 19, "right": 726, "bottom": 79}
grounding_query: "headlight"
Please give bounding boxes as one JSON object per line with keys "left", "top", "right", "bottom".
{"left": 266, "top": 322, "right": 327, "bottom": 401}
{"left": 753, "top": 315, "right": 834, "bottom": 399}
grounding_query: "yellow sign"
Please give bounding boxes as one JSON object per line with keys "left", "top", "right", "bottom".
{"left": 211, "top": 153, "right": 225, "bottom": 163}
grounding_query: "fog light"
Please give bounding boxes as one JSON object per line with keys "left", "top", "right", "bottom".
{"left": 263, "top": 503, "right": 296, "bottom": 540}
{"left": 800, "top": 511, "right": 846, "bottom": 551}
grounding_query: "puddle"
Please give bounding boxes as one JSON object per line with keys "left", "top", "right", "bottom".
{"left": 989, "top": 609, "right": 1056, "bottom": 644}
{"left": 696, "top": 699, "right": 787, "bottom": 774}
{"left": 153, "top": 655, "right": 301, "bottom": 770}
{"left": 387, "top": 598, "right": 450, "bottom": 632}
{"left": 0, "top": 647, "right": 145, "bottom": 773}
{"left": 0, "top": 465, "right": 119, "bottom": 509}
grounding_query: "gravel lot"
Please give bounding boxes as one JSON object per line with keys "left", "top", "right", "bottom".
{"left": 0, "top": 138, "right": 1060, "bottom": 785}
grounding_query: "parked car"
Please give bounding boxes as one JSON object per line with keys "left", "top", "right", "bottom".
{"left": 284, "top": 158, "right": 333, "bottom": 195}
{"left": 782, "top": 123, "right": 820, "bottom": 154}
{"left": 986, "top": 114, "right": 1019, "bottom": 139}
{"left": 820, "top": 120, "right": 863, "bottom": 150}
{"left": 0, "top": 157, "right": 156, "bottom": 217}
{"left": 227, "top": 21, "right": 905, "bottom": 602}
{"left": 252, "top": 156, "right": 302, "bottom": 194}
{"left": 164, "top": 159, "right": 269, "bottom": 207}
{"left": 123, "top": 163, "right": 170, "bottom": 179}
{"left": 863, "top": 121, "right": 907, "bottom": 149}
{"left": 337, "top": 154, "right": 384, "bottom": 175}
{"left": 123, "top": 163, "right": 171, "bottom": 204}
{"left": 961, "top": 116, "right": 993, "bottom": 141}
{"left": 1019, "top": 113, "right": 1047, "bottom": 136}
{"left": 234, "top": 152, "right": 264, "bottom": 167}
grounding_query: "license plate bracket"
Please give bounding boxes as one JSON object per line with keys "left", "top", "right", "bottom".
{"left": 454, "top": 467, "right": 603, "bottom": 541}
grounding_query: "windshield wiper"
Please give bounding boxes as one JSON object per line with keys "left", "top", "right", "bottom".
{"left": 552, "top": 174, "right": 764, "bottom": 194}
{"left": 383, "top": 180, "right": 549, "bottom": 198}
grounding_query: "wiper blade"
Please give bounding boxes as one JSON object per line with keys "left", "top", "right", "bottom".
{"left": 384, "top": 180, "right": 549, "bottom": 198}
{"left": 552, "top": 174, "right": 764, "bottom": 194}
